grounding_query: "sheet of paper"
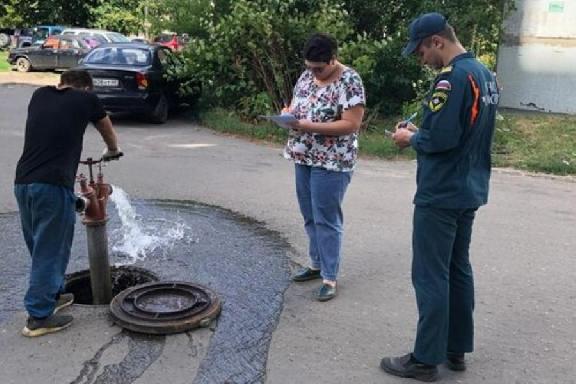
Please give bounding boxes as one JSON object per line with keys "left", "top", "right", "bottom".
{"left": 258, "top": 113, "right": 298, "bottom": 129}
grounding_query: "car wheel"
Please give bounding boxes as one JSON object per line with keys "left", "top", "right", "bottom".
{"left": 16, "top": 57, "right": 32, "bottom": 72}
{"left": 149, "top": 94, "right": 168, "bottom": 124}
{"left": 0, "top": 33, "right": 10, "bottom": 48}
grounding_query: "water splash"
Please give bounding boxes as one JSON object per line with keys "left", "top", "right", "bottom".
{"left": 109, "top": 186, "right": 194, "bottom": 264}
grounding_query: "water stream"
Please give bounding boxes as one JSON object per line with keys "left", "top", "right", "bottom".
{"left": 109, "top": 186, "right": 194, "bottom": 265}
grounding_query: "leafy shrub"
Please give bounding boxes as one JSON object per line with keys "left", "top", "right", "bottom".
{"left": 159, "top": 0, "right": 512, "bottom": 120}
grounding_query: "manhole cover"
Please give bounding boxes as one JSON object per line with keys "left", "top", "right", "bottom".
{"left": 110, "top": 281, "right": 221, "bottom": 334}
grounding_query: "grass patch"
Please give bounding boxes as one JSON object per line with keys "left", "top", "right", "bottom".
{"left": 201, "top": 108, "right": 416, "bottom": 159}
{"left": 200, "top": 108, "right": 289, "bottom": 144}
{"left": 199, "top": 108, "right": 576, "bottom": 176}
{"left": 493, "top": 111, "right": 576, "bottom": 175}
{"left": 0, "top": 51, "right": 10, "bottom": 72}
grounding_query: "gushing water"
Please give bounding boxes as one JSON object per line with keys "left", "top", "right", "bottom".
{"left": 109, "top": 186, "right": 193, "bottom": 264}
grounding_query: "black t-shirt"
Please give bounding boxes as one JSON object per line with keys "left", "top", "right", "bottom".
{"left": 15, "top": 86, "right": 107, "bottom": 189}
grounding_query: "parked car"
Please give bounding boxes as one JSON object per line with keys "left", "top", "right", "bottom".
{"left": 61, "top": 28, "right": 130, "bottom": 44}
{"left": 75, "top": 43, "right": 198, "bottom": 123}
{"left": 0, "top": 27, "right": 16, "bottom": 48}
{"left": 130, "top": 37, "right": 149, "bottom": 44}
{"left": 22, "top": 25, "right": 65, "bottom": 46}
{"left": 153, "top": 33, "right": 188, "bottom": 51}
{"left": 0, "top": 25, "right": 64, "bottom": 48}
{"left": 8, "top": 34, "right": 91, "bottom": 72}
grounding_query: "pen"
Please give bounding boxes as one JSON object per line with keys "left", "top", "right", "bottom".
{"left": 403, "top": 111, "right": 417, "bottom": 125}
{"left": 386, "top": 112, "right": 418, "bottom": 137}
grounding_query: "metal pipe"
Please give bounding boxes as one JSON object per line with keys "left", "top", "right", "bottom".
{"left": 86, "top": 223, "right": 113, "bottom": 304}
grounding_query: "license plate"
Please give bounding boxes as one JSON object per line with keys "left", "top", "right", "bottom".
{"left": 93, "top": 78, "right": 119, "bottom": 87}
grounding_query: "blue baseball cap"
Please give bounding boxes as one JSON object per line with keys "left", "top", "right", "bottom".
{"left": 402, "top": 12, "right": 447, "bottom": 57}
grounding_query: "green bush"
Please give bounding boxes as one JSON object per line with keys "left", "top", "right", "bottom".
{"left": 159, "top": 0, "right": 512, "bottom": 120}
{"left": 177, "top": 0, "right": 354, "bottom": 120}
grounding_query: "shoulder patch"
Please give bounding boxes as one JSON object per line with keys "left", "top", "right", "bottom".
{"left": 440, "top": 65, "right": 452, "bottom": 74}
{"left": 435, "top": 79, "right": 452, "bottom": 91}
{"left": 428, "top": 91, "right": 448, "bottom": 112}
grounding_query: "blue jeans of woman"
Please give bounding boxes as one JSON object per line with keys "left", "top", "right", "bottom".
{"left": 295, "top": 164, "right": 352, "bottom": 281}
{"left": 14, "top": 183, "right": 76, "bottom": 319}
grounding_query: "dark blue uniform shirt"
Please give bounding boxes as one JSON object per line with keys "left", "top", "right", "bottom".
{"left": 409, "top": 52, "right": 500, "bottom": 209}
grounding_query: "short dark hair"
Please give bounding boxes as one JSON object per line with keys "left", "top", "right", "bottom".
{"left": 60, "top": 70, "right": 94, "bottom": 90}
{"left": 422, "top": 23, "right": 458, "bottom": 47}
{"left": 436, "top": 24, "right": 457, "bottom": 43}
{"left": 303, "top": 33, "right": 338, "bottom": 63}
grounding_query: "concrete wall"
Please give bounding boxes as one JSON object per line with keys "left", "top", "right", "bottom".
{"left": 497, "top": 0, "right": 576, "bottom": 113}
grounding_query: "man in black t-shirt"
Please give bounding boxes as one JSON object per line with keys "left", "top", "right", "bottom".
{"left": 14, "top": 70, "right": 122, "bottom": 337}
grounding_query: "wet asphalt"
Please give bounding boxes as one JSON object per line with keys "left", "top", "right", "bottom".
{"left": 0, "top": 200, "right": 292, "bottom": 383}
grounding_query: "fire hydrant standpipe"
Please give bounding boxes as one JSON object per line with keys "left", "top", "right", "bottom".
{"left": 86, "top": 224, "right": 113, "bottom": 304}
{"left": 77, "top": 158, "right": 114, "bottom": 305}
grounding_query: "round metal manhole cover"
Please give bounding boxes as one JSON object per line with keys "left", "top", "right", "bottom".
{"left": 110, "top": 281, "right": 221, "bottom": 334}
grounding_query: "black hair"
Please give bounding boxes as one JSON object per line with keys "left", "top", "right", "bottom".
{"left": 60, "top": 70, "right": 94, "bottom": 90}
{"left": 436, "top": 24, "right": 457, "bottom": 43}
{"left": 303, "top": 32, "right": 338, "bottom": 64}
{"left": 422, "top": 23, "right": 458, "bottom": 47}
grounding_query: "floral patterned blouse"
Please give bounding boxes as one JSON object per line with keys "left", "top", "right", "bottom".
{"left": 283, "top": 67, "right": 366, "bottom": 172}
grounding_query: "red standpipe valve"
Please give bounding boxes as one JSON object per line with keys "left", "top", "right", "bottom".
{"left": 76, "top": 158, "right": 113, "bottom": 226}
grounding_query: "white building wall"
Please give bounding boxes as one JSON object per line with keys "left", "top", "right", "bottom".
{"left": 497, "top": 0, "right": 576, "bottom": 113}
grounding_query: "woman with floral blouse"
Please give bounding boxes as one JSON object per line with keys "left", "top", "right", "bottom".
{"left": 284, "top": 32, "right": 366, "bottom": 301}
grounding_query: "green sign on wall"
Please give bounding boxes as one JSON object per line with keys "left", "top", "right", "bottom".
{"left": 549, "top": 1, "right": 565, "bottom": 13}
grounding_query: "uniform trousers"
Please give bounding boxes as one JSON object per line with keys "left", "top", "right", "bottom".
{"left": 412, "top": 205, "right": 477, "bottom": 365}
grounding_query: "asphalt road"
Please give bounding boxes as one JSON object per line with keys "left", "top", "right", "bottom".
{"left": 1, "top": 83, "right": 575, "bottom": 384}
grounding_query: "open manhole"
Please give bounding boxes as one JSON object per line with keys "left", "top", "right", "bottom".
{"left": 110, "top": 281, "right": 221, "bottom": 334}
{"left": 65, "top": 265, "right": 159, "bottom": 305}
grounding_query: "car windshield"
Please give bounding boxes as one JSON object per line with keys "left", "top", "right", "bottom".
{"left": 34, "top": 28, "right": 49, "bottom": 40}
{"left": 105, "top": 32, "right": 130, "bottom": 43}
{"left": 84, "top": 47, "right": 151, "bottom": 66}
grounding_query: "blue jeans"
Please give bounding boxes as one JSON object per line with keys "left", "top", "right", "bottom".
{"left": 295, "top": 164, "right": 352, "bottom": 281}
{"left": 14, "top": 183, "right": 76, "bottom": 319}
{"left": 412, "top": 206, "right": 477, "bottom": 365}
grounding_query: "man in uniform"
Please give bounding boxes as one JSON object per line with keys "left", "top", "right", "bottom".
{"left": 15, "top": 70, "right": 122, "bottom": 337}
{"left": 380, "top": 13, "right": 500, "bottom": 382}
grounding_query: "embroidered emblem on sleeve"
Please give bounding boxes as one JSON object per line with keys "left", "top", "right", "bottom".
{"left": 428, "top": 91, "right": 448, "bottom": 112}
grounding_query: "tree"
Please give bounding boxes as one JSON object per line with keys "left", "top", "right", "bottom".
{"left": 90, "top": 0, "right": 142, "bottom": 34}
{"left": 12, "top": 0, "right": 98, "bottom": 26}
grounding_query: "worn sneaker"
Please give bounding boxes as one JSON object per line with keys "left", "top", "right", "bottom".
{"left": 54, "top": 293, "right": 74, "bottom": 313}
{"left": 380, "top": 353, "right": 438, "bottom": 382}
{"left": 22, "top": 314, "right": 73, "bottom": 337}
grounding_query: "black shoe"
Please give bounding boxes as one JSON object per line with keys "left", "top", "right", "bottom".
{"left": 292, "top": 267, "right": 321, "bottom": 282}
{"left": 54, "top": 293, "right": 74, "bottom": 313}
{"left": 380, "top": 353, "right": 438, "bottom": 382}
{"left": 316, "top": 283, "right": 337, "bottom": 302}
{"left": 22, "top": 314, "right": 74, "bottom": 337}
{"left": 446, "top": 352, "right": 466, "bottom": 371}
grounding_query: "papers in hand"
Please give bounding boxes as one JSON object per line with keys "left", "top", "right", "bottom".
{"left": 259, "top": 113, "right": 298, "bottom": 129}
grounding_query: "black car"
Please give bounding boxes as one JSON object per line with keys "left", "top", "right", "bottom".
{"left": 75, "top": 43, "right": 195, "bottom": 123}
{"left": 7, "top": 35, "right": 91, "bottom": 72}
